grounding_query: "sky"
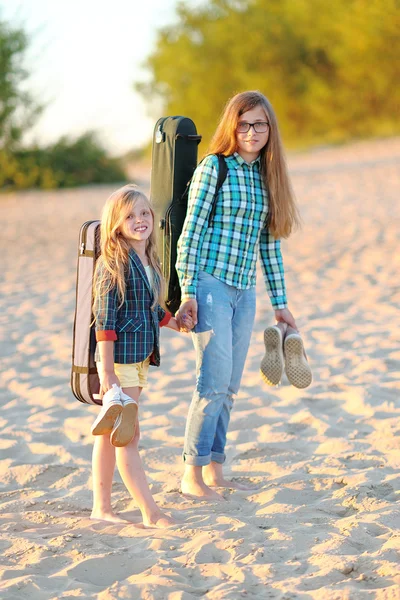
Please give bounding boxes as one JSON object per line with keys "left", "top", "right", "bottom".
{"left": 2, "top": 0, "right": 193, "bottom": 155}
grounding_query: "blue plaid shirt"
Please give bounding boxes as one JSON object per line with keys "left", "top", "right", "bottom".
{"left": 176, "top": 153, "right": 287, "bottom": 309}
{"left": 94, "top": 249, "right": 170, "bottom": 365}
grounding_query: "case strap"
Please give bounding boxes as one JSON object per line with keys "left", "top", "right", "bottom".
{"left": 209, "top": 154, "right": 228, "bottom": 224}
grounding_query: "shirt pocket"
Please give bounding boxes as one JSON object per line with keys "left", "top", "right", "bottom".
{"left": 116, "top": 316, "right": 142, "bottom": 333}
{"left": 215, "top": 189, "right": 248, "bottom": 221}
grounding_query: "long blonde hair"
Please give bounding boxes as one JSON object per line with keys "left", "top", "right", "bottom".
{"left": 93, "top": 184, "right": 164, "bottom": 310}
{"left": 208, "top": 90, "right": 301, "bottom": 238}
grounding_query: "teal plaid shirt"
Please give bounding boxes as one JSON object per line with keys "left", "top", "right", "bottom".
{"left": 176, "top": 152, "right": 287, "bottom": 309}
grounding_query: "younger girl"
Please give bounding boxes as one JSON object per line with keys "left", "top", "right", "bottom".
{"left": 91, "top": 184, "right": 192, "bottom": 527}
{"left": 176, "top": 90, "right": 301, "bottom": 499}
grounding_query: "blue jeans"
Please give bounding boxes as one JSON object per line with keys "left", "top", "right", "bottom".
{"left": 183, "top": 271, "right": 256, "bottom": 466}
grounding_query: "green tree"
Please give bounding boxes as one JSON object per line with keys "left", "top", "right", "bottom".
{"left": 0, "top": 17, "right": 127, "bottom": 190}
{"left": 0, "top": 18, "right": 41, "bottom": 150}
{"left": 138, "top": 0, "right": 400, "bottom": 148}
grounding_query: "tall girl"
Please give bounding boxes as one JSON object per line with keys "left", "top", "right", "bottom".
{"left": 176, "top": 90, "right": 301, "bottom": 499}
{"left": 91, "top": 184, "right": 191, "bottom": 526}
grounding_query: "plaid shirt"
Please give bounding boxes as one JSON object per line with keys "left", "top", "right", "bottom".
{"left": 176, "top": 152, "right": 287, "bottom": 309}
{"left": 94, "top": 249, "right": 171, "bottom": 366}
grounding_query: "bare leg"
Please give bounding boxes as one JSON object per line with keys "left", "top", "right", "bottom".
{"left": 115, "top": 386, "right": 175, "bottom": 528}
{"left": 203, "top": 461, "right": 255, "bottom": 491}
{"left": 91, "top": 434, "right": 130, "bottom": 522}
{"left": 181, "top": 464, "right": 224, "bottom": 500}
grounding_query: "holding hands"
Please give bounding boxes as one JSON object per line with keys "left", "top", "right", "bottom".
{"left": 167, "top": 301, "right": 196, "bottom": 333}
{"left": 176, "top": 299, "right": 198, "bottom": 333}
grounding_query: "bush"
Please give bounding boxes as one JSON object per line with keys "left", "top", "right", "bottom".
{"left": 1, "top": 132, "right": 127, "bottom": 190}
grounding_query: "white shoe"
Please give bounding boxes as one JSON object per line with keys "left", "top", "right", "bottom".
{"left": 91, "top": 383, "right": 123, "bottom": 436}
{"left": 110, "top": 389, "right": 138, "bottom": 447}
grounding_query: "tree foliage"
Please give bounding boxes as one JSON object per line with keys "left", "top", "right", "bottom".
{"left": 0, "top": 18, "right": 41, "bottom": 150}
{"left": 0, "top": 18, "right": 127, "bottom": 190}
{"left": 138, "top": 0, "right": 400, "bottom": 148}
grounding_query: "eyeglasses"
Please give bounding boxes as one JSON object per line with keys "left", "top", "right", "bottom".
{"left": 237, "top": 121, "right": 270, "bottom": 134}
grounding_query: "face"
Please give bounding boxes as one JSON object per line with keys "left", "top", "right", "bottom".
{"left": 120, "top": 197, "right": 153, "bottom": 247}
{"left": 236, "top": 105, "right": 270, "bottom": 163}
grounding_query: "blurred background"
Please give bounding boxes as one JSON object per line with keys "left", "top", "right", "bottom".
{"left": 1, "top": 0, "right": 399, "bottom": 190}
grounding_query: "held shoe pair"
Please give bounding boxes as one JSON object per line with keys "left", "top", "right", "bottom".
{"left": 260, "top": 323, "right": 312, "bottom": 389}
{"left": 90, "top": 383, "right": 138, "bottom": 447}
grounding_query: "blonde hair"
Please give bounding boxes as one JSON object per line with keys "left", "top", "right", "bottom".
{"left": 208, "top": 90, "right": 301, "bottom": 238}
{"left": 93, "top": 184, "right": 164, "bottom": 310}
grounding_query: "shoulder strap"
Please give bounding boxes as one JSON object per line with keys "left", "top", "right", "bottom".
{"left": 209, "top": 154, "right": 228, "bottom": 223}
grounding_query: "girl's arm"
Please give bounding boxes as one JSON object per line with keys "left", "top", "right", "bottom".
{"left": 93, "top": 260, "right": 120, "bottom": 392}
{"left": 94, "top": 260, "right": 118, "bottom": 335}
{"left": 259, "top": 229, "right": 297, "bottom": 329}
{"left": 165, "top": 317, "right": 179, "bottom": 331}
{"left": 96, "top": 340, "right": 120, "bottom": 393}
{"left": 259, "top": 228, "right": 287, "bottom": 309}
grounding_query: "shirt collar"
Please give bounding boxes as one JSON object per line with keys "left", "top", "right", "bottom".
{"left": 227, "top": 152, "right": 261, "bottom": 169}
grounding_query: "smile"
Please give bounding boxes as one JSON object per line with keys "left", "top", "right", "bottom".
{"left": 134, "top": 226, "right": 147, "bottom": 232}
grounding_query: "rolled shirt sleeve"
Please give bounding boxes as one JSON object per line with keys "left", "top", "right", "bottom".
{"left": 157, "top": 304, "right": 173, "bottom": 327}
{"left": 159, "top": 309, "right": 173, "bottom": 327}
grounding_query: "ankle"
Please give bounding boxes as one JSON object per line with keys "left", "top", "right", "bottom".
{"left": 203, "top": 461, "right": 223, "bottom": 477}
{"left": 142, "top": 508, "right": 163, "bottom": 524}
{"left": 203, "top": 473, "right": 223, "bottom": 486}
{"left": 182, "top": 465, "right": 204, "bottom": 483}
{"left": 91, "top": 505, "right": 113, "bottom": 516}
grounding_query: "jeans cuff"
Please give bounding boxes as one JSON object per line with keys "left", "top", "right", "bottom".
{"left": 183, "top": 452, "right": 211, "bottom": 466}
{"left": 211, "top": 451, "right": 226, "bottom": 464}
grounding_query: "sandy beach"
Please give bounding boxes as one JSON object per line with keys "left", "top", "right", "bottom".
{"left": 1, "top": 137, "right": 399, "bottom": 599}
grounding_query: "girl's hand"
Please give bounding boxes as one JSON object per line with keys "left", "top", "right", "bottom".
{"left": 181, "top": 313, "right": 194, "bottom": 331}
{"left": 176, "top": 299, "right": 198, "bottom": 332}
{"left": 166, "top": 317, "right": 179, "bottom": 331}
{"left": 98, "top": 370, "right": 120, "bottom": 395}
{"left": 274, "top": 308, "right": 298, "bottom": 330}
{"left": 167, "top": 315, "right": 194, "bottom": 332}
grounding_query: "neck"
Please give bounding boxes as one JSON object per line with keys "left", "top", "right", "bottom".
{"left": 237, "top": 149, "right": 260, "bottom": 164}
{"left": 129, "top": 240, "right": 148, "bottom": 264}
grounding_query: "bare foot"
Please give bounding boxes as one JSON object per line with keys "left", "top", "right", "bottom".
{"left": 90, "top": 510, "right": 132, "bottom": 524}
{"left": 203, "top": 477, "right": 256, "bottom": 491}
{"left": 181, "top": 478, "right": 225, "bottom": 500}
{"left": 143, "top": 512, "right": 176, "bottom": 529}
{"left": 202, "top": 462, "right": 257, "bottom": 492}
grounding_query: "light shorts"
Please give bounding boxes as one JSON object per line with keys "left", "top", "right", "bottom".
{"left": 97, "top": 357, "right": 151, "bottom": 389}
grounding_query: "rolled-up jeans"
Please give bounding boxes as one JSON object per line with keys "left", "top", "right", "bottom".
{"left": 183, "top": 271, "right": 256, "bottom": 466}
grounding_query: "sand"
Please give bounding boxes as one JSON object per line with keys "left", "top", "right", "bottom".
{"left": 0, "top": 138, "right": 399, "bottom": 599}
